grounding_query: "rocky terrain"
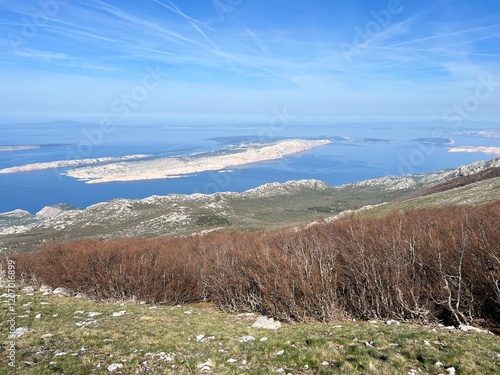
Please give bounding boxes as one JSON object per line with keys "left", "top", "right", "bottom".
{"left": 1, "top": 286, "right": 498, "bottom": 374}
{"left": 405, "top": 167, "right": 500, "bottom": 198}
{"left": 1, "top": 157, "right": 499, "bottom": 255}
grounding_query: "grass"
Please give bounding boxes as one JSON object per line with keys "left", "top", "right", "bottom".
{"left": 1, "top": 288, "right": 499, "bottom": 374}
{"left": 356, "top": 177, "right": 500, "bottom": 219}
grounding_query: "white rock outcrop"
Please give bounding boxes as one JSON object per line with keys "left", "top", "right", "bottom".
{"left": 251, "top": 316, "right": 281, "bottom": 330}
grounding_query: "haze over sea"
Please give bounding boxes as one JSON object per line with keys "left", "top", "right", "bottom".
{"left": 1, "top": 119, "right": 498, "bottom": 214}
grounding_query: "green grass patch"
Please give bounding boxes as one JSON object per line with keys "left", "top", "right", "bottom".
{"left": 1, "top": 289, "right": 499, "bottom": 374}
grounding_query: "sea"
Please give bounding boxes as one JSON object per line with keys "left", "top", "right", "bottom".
{"left": 0, "top": 120, "right": 499, "bottom": 214}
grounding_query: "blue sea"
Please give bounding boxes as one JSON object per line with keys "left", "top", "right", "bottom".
{"left": 0, "top": 120, "right": 498, "bottom": 214}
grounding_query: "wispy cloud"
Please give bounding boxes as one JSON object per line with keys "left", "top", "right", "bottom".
{"left": 0, "top": 0, "right": 499, "bottom": 120}
{"left": 15, "top": 49, "right": 69, "bottom": 61}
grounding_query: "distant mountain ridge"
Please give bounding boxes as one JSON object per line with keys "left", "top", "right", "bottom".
{"left": 1, "top": 157, "right": 499, "bottom": 255}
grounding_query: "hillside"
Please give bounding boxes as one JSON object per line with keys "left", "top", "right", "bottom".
{"left": 405, "top": 167, "right": 500, "bottom": 199}
{"left": 348, "top": 176, "right": 500, "bottom": 219}
{"left": 7, "top": 201, "right": 500, "bottom": 326}
{"left": 1, "top": 288, "right": 499, "bottom": 374}
{"left": 1, "top": 158, "right": 500, "bottom": 255}
{"left": 2, "top": 159, "right": 500, "bottom": 374}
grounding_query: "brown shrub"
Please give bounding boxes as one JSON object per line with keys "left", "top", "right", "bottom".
{"left": 5, "top": 201, "right": 500, "bottom": 325}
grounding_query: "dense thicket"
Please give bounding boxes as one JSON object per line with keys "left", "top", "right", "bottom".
{"left": 6, "top": 202, "right": 500, "bottom": 326}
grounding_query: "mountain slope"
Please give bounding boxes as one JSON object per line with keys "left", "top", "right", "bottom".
{"left": 349, "top": 176, "right": 500, "bottom": 219}
{"left": 405, "top": 167, "right": 500, "bottom": 199}
{"left": 1, "top": 158, "right": 500, "bottom": 255}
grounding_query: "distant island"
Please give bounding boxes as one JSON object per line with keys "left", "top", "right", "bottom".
{"left": 412, "top": 137, "right": 454, "bottom": 144}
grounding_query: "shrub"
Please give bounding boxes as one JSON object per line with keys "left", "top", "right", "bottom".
{"left": 5, "top": 201, "right": 500, "bottom": 326}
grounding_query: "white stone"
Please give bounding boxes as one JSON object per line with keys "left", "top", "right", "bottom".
{"left": 447, "top": 367, "right": 456, "bottom": 375}
{"left": 10, "top": 327, "right": 29, "bottom": 338}
{"left": 88, "top": 312, "right": 102, "bottom": 317}
{"left": 107, "top": 363, "right": 123, "bottom": 372}
{"left": 75, "top": 319, "right": 97, "bottom": 327}
{"left": 435, "top": 361, "right": 444, "bottom": 367}
{"left": 53, "top": 287, "right": 70, "bottom": 296}
{"left": 275, "top": 349, "right": 285, "bottom": 356}
{"left": 458, "top": 325, "right": 490, "bottom": 334}
{"left": 197, "top": 359, "right": 215, "bottom": 370}
{"left": 386, "top": 319, "right": 400, "bottom": 326}
{"left": 321, "top": 361, "right": 330, "bottom": 366}
{"left": 112, "top": 310, "right": 126, "bottom": 317}
{"left": 239, "top": 335, "right": 256, "bottom": 343}
{"left": 35, "top": 314, "right": 41, "bottom": 319}
{"left": 259, "top": 337, "right": 268, "bottom": 342}
{"left": 251, "top": 316, "right": 281, "bottom": 330}
{"left": 196, "top": 334, "right": 205, "bottom": 342}
{"left": 39, "top": 285, "right": 53, "bottom": 293}
{"left": 22, "top": 286, "right": 35, "bottom": 294}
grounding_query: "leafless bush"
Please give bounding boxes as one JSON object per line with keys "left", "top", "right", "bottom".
{"left": 5, "top": 201, "right": 500, "bottom": 325}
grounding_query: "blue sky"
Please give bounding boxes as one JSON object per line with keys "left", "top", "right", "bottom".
{"left": 1, "top": 0, "right": 500, "bottom": 123}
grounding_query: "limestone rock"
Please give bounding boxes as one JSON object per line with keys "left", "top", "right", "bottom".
{"left": 53, "top": 287, "right": 70, "bottom": 296}
{"left": 251, "top": 316, "right": 281, "bottom": 330}
{"left": 239, "top": 335, "right": 256, "bottom": 343}
{"left": 107, "top": 363, "right": 123, "bottom": 372}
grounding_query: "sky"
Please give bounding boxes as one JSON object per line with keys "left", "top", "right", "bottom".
{"left": 1, "top": 0, "right": 500, "bottom": 123}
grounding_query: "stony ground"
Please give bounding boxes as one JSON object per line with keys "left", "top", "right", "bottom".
{"left": 1, "top": 286, "right": 500, "bottom": 374}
